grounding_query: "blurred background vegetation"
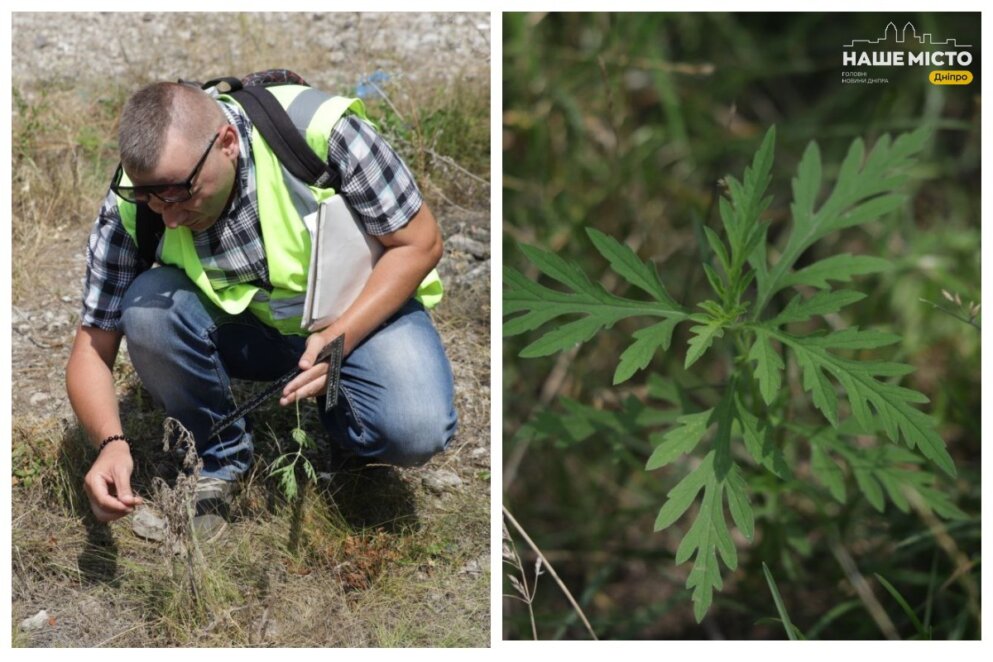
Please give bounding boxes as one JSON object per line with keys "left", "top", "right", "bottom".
{"left": 503, "top": 12, "right": 979, "bottom": 640}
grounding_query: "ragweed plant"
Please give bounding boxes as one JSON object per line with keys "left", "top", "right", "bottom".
{"left": 268, "top": 400, "right": 318, "bottom": 501}
{"left": 504, "top": 126, "right": 963, "bottom": 621}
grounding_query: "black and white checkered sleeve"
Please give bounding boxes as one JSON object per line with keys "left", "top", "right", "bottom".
{"left": 327, "top": 115, "right": 424, "bottom": 236}
{"left": 79, "top": 190, "right": 143, "bottom": 331}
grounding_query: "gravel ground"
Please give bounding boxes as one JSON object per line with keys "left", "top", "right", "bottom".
{"left": 12, "top": 12, "right": 490, "bottom": 89}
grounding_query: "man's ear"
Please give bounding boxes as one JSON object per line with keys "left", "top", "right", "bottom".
{"left": 220, "top": 124, "right": 240, "bottom": 160}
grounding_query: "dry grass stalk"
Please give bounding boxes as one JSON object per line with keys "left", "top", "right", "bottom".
{"left": 150, "top": 417, "right": 205, "bottom": 598}
{"left": 502, "top": 506, "right": 598, "bottom": 640}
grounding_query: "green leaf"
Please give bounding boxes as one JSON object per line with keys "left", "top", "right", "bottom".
{"left": 735, "top": 393, "right": 791, "bottom": 479}
{"left": 702, "top": 263, "right": 726, "bottom": 299}
{"left": 505, "top": 239, "right": 686, "bottom": 358}
{"left": 790, "top": 141, "right": 822, "bottom": 225}
{"left": 518, "top": 242, "right": 596, "bottom": 293}
{"left": 613, "top": 318, "right": 681, "bottom": 385}
{"left": 677, "top": 468, "right": 732, "bottom": 623}
{"left": 770, "top": 327, "right": 955, "bottom": 477}
{"left": 291, "top": 427, "right": 312, "bottom": 448}
{"left": 278, "top": 466, "right": 299, "bottom": 501}
{"left": 685, "top": 318, "right": 725, "bottom": 369}
{"left": 802, "top": 326, "right": 902, "bottom": 350}
{"left": 646, "top": 409, "right": 713, "bottom": 470}
{"left": 703, "top": 225, "right": 731, "bottom": 275}
{"left": 809, "top": 427, "right": 964, "bottom": 518}
{"left": 757, "top": 127, "right": 930, "bottom": 314}
{"left": 653, "top": 454, "right": 711, "bottom": 532}
{"left": 747, "top": 329, "right": 783, "bottom": 406}
{"left": 720, "top": 126, "right": 776, "bottom": 271}
{"left": 781, "top": 254, "right": 890, "bottom": 290}
{"left": 660, "top": 452, "right": 744, "bottom": 622}
{"left": 725, "top": 467, "right": 754, "bottom": 541}
{"left": 831, "top": 193, "right": 906, "bottom": 233}
{"left": 773, "top": 290, "right": 867, "bottom": 325}
{"left": 519, "top": 316, "right": 604, "bottom": 357}
{"left": 586, "top": 227, "right": 677, "bottom": 306}
{"left": 810, "top": 433, "right": 847, "bottom": 503}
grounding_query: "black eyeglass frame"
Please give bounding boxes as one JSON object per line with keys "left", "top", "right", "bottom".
{"left": 111, "top": 132, "right": 220, "bottom": 204}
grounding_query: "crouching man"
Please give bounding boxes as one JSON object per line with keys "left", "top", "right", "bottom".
{"left": 66, "top": 77, "right": 457, "bottom": 538}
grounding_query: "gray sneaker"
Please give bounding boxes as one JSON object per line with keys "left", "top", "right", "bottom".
{"left": 191, "top": 476, "right": 237, "bottom": 542}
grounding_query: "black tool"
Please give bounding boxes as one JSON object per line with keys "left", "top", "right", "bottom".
{"left": 208, "top": 334, "right": 345, "bottom": 439}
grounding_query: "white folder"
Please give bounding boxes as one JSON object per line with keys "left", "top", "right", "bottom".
{"left": 301, "top": 196, "right": 383, "bottom": 332}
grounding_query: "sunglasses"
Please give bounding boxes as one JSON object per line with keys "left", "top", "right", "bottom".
{"left": 111, "top": 132, "right": 220, "bottom": 204}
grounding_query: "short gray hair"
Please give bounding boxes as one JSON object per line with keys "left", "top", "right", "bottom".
{"left": 118, "top": 82, "right": 225, "bottom": 175}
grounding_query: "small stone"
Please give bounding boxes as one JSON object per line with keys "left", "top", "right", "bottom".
{"left": 467, "top": 447, "right": 489, "bottom": 466}
{"left": 29, "top": 392, "right": 51, "bottom": 407}
{"left": 33, "top": 35, "right": 50, "bottom": 49}
{"left": 131, "top": 505, "right": 167, "bottom": 542}
{"left": 61, "top": 295, "right": 73, "bottom": 303}
{"left": 421, "top": 469, "right": 463, "bottom": 495}
{"left": 447, "top": 234, "right": 489, "bottom": 259}
{"left": 79, "top": 597, "right": 106, "bottom": 621}
{"left": 460, "top": 555, "right": 488, "bottom": 576}
{"left": 464, "top": 263, "right": 490, "bottom": 285}
{"left": 20, "top": 610, "right": 49, "bottom": 631}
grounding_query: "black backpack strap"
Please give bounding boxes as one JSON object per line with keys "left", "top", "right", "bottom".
{"left": 229, "top": 86, "right": 340, "bottom": 190}
{"left": 135, "top": 203, "right": 164, "bottom": 267}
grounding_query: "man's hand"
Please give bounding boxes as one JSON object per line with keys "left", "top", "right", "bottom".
{"left": 83, "top": 442, "right": 143, "bottom": 522}
{"left": 280, "top": 327, "right": 343, "bottom": 406}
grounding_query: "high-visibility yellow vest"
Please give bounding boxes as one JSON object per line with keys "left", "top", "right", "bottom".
{"left": 117, "top": 85, "right": 443, "bottom": 336}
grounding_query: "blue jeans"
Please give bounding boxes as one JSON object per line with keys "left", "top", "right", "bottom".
{"left": 119, "top": 266, "right": 457, "bottom": 480}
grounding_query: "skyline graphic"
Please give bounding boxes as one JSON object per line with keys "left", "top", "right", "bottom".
{"left": 844, "top": 21, "right": 973, "bottom": 49}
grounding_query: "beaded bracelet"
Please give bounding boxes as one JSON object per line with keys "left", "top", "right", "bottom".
{"left": 98, "top": 434, "right": 131, "bottom": 453}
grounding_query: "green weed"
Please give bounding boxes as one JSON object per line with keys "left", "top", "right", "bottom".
{"left": 502, "top": 13, "right": 978, "bottom": 639}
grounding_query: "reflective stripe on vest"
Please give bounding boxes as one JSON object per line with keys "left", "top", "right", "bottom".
{"left": 117, "top": 87, "right": 443, "bottom": 336}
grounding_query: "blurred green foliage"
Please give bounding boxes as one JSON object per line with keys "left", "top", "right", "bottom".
{"left": 503, "top": 12, "right": 979, "bottom": 640}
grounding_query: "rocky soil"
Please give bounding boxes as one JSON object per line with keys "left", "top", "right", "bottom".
{"left": 12, "top": 12, "right": 490, "bottom": 90}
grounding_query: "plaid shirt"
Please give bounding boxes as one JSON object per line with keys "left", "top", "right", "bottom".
{"left": 81, "top": 101, "right": 423, "bottom": 331}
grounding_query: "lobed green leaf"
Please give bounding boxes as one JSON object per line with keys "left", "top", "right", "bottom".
{"left": 747, "top": 329, "right": 784, "bottom": 406}
{"left": 735, "top": 393, "right": 791, "bottom": 479}
{"left": 519, "top": 316, "right": 604, "bottom": 358}
{"left": 505, "top": 239, "right": 686, "bottom": 358}
{"left": 773, "top": 290, "right": 866, "bottom": 325}
{"left": 781, "top": 254, "right": 890, "bottom": 290}
{"left": 646, "top": 409, "right": 713, "bottom": 470}
{"left": 586, "top": 227, "right": 677, "bottom": 306}
{"left": 757, "top": 127, "right": 930, "bottom": 314}
{"left": 685, "top": 318, "right": 725, "bottom": 369}
{"left": 614, "top": 318, "right": 682, "bottom": 385}
{"left": 654, "top": 454, "right": 712, "bottom": 532}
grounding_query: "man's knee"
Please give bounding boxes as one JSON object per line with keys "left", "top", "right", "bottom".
{"left": 120, "top": 267, "right": 204, "bottom": 347}
{"left": 364, "top": 405, "right": 457, "bottom": 467}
